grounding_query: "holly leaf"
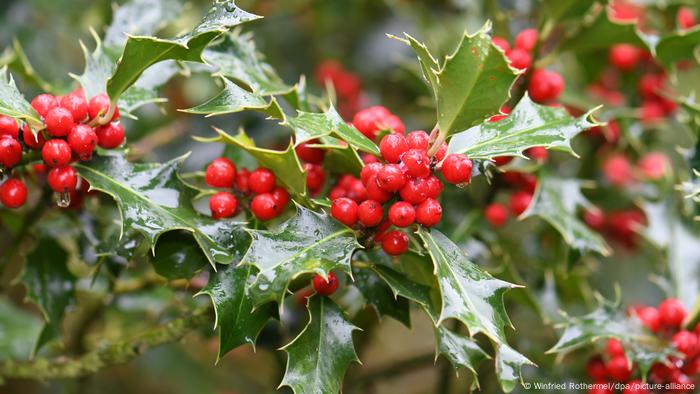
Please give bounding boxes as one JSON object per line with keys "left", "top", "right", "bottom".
{"left": 396, "top": 22, "right": 518, "bottom": 135}
{"left": 653, "top": 27, "right": 700, "bottom": 67}
{"left": 0, "top": 67, "right": 40, "bottom": 124}
{"left": 180, "top": 78, "right": 283, "bottom": 118}
{"left": 542, "top": 0, "right": 597, "bottom": 24}
{"left": 280, "top": 296, "right": 360, "bottom": 394}
{"left": 243, "top": 206, "right": 361, "bottom": 307}
{"left": 369, "top": 263, "right": 440, "bottom": 323}
{"left": 282, "top": 105, "right": 380, "bottom": 155}
{"left": 106, "top": 1, "right": 261, "bottom": 101}
{"left": 560, "top": 9, "right": 648, "bottom": 52}
{"left": 75, "top": 153, "right": 249, "bottom": 266}
{"left": 21, "top": 237, "right": 76, "bottom": 352}
{"left": 352, "top": 268, "right": 411, "bottom": 327}
{"left": 0, "top": 298, "right": 43, "bottom": 361}
{"left": 1, "top": 39, "right": 53, "bottom": 93}
{"left": 495, "top": 343, "right": 535, "bottom": 393}
{"left": 447, "top": 94, "right": 599, "bottom": 159}
{"left": 435, "top": 325, "right": 489, "bottom": 376}
{"left": 103, "top": 0, "right": 183, "bottom": 49}
{"left": 151, "top": 231, "right": 208, "bottom": 280}
{"left": 523, "top": 176, "right": 610, "bottom": 255}
{"left": 198, "top": 263, "right": 276, "bottom": 361}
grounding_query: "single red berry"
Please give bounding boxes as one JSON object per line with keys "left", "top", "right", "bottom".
{"left": 360, "top": 162, "right": 383, "bottom": 186}
{"left": 528, "top": 69, "right": 565, "bottom": 103}
{"left": 381, "top": 230, "right": 409, "bottom": 256}
{"left": 603, "top": 154, "right": 633, "bottom": 187}
{"left": 510, "top": 191, "right": 533, "bottom": 216}
{"left": 67, "top": 124, "right": 98, "bottom": 160}
{"left": 526, "top": 146, "right": 549, "bottom": 162}
{"left": 399, "top": 177, "right": 429, "bottom": 205}
{"left": 345, "top": 178, "right": 367, "bottom": 202}
{"left": 583, "top": 207, "right": 606, "bottom": 231}
{"left": 31, "top": 94, "right": 58, "bottom": 117}
{"left": 209, "top": 191, "right": 238, "bottom": 219}
{"left": 491, "top": 36, "right": 510, "bottom": 52}
{"left": 0, "top": 136, "right": 22, "bottom": 168}
{"left": 88, "top": 93, "right": 119, "bottom": 121}
{"left": 47, "top": 166, "right": 78, "bottom": 192}
{"left": 42, "top": 139, "right": 72, "bottom": 167}
{"left": 362, "top": 153, "right": 380, "bottom": 164}
{"left": 672, "top": 331, "right": 699, "bottom": 357}
{"left": 331, "top": 197, "right": 358, "bottom": 226}
{"left": 401, "top": 149, "right": 431, "bottom": 178}
{"left": 638, "top": 74, "right": 664, "bottom": 98}
{"left": 352, "top": 106, "right": 391, "bottom": 140}
{"left": 366, "top": 175, "right": 393, "bottom": 203}
{"left": 271, "top": 187, "right": 290, "bottom": 207}
{"left": 622, "top": 380, "right": 649, "bottom": 394}
{"left": 606, "top": 339, "right": 625, "bottom": 358}
{"left": 59, "top": 92, "right": 88, "bottom": 122}
{"left": 638, "top": 152, "right": 668, "bottom": 180}
{"left": 658, "top": 298, "right": 687, "bottom": 328}
{"left": 514, "top": 28, "right": 538, "bottom": 52}
{"left": 634, "top": 306, "right": 660, "bottom": 332}
{"left": 606, "top": 355, "right": 632, "bottom": 382}
{"left": 678, "top": 7, "right": 697, "bottom": 29}
{"left": 376, "top": 164, "right": 407, "bottom": 192}
{"left": 640, "top": 99, "right": 666, "bottom": 123}
{"left": 338, "top": 175, "right": 356, "bottom": 190}
{"left": 22, "top": 125, "right": 45, "bottom": 150}
{"left": 0, "top": 178, "right": 27, "bottom": 209}
{"left": 295, "top": 140, "right": 325, "bottom": 164}
{"left": 235, "top": 168, "right": 250, "bottom": 193}
{"left": 493, "top": 156, "right": 513, "bottom": 166}
{"left": 380, "top": 133, "right": 408, "bottom": 163}
{"left": 0, "top": 116, "right": 19, "bottom": 139}
{"left": 249, "top": 168, "right": 276, "bottom": 194}
{"left": 485, "top": 203, "right": 509, "bottom": 228}
{"left": 382, "top": 115, "right": 405, "bottom": 134}
{"left": 388, "top": 201, "right": 415, "bottom": 227}
{"left": 609, "top": 44, "right": 642, "bottom": 71}
{"left": 205, "top": 158, "right": 236, "bottom": 188}
{"left": 434, "top": 142, "right": 448, "bottom": 161}
{"left": 415, "top": 198, "right": 442, "bottom": 227}
{"left": 441, "top": 153, "right": 472, "bottom": 184}
{"left": 405, "top": 130, "right": 430, "bottom": 150}
{"left": 44, "top": 107, "right": 75, "bottom": 137}
{"left": 313, "top": 272, "right": 339, "bottom": 296}
{"left": 329, "top": 186, "right": 346, "bottom": 200}
{"left": 250, "top": 193, "right": 280, "bottom": 221}
{"left": 424, "top": 175, "right": 444, "bottom": 199}
{"left": 358, "top": 200, "right": 383, "bottom": 227}
{"left": 304, "top": 163, "right": 326, "bottom": 192}
{"left": 586, "top": 357, "right": 608, "bottom": 380}
{"left": 506, "top": 48, "right": 532, "bottom": 70}
{"left": 95, "top": 123, "right": 125, "bottom": 149}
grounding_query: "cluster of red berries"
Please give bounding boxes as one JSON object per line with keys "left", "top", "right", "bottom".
{"left": 583, "top": 206, "right": 647, "bottom": 249}
{"left": 205, "top": 158, "right": 290, "bottom": 221}
{"left": 603, "top": 152, "right": 670, "bottom": 188}
{"left": 586, "top": 299, "right": 698, "bottom": 394}
{"left": 483, "top": 171, "right": 537, "bottom": 228}
{"left": 0, "top": 90, "right": 124, "bottom": 209}
{"left": 315, "top": 60, "right": 363, "bottom": 118}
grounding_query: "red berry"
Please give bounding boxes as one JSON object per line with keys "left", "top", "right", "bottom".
{"left": 528, "top": 69, "right": 564, "bottom": 103}
{"left": 399, "top": 177, "right": 429, "bottom": 205}
{"left": 382, "top": 115, "right": 405, "bottom": 134}
{"left": 672, "top": 331, "right": 699, "bottom": 357}
{"left": 41, "top": 139, "right": 72, "bottom": 167}
{"left": 304, "top": 163, "right": 326, "bottom": 192}
{"left": 606, "top": 355, "right": 632, "bottom": 382}
{"left": 338, "top": 175, "right": 356, "bottom": 190}
{"left": 424, "top": 175, "right": 443, "bottom": 198}
{"left": 44, "top": 107, "right": 75, "bottom": 137}
{"left": 88, "top": 93, "right": 119, "bottom": 121}
{"left": 405, "top": 130, "right": 430, "bottom": 150}
{"left": 329, "top": 186, "right": 346, "bottom": 200}
{"left": 250, "top": 193, "right": 280, "bottom": 221}
{"left": 362, "top": 153, "right": 380, "bottom": 164}
{"left": 209, "top": 191, "right": 238, "bottom": 219}
{"left": 0, "top": 178, "right": 27, "bottom": 208}
{"left": 606, "top": 339, "right": 625, "bottom": 358}
{"left": 235, "top": 168, "right": 250, "bottom": 193}
{"left": 506, "top": 48, "right": 532, "bottom": 70}
{"left": 514, "top": 28, "right": 538, "bottom": 52}
{"left": 415, "top": 198, "right": 442, "bottom": 227}
{"left": 313, "top": 272, "right": 339, "bottom": 296}
{"left": 360, "top": 162, "right": 383, "bottom": 186}
{"left": 433, "top": 143, "right": 448, "bottom": 161}
{"left": 95, "top": 123, "right": 125, "bottom": 149}
{"left": 271, "top": 187, "right": 290, "bottom": 207}
{"left": 0, "top": 136, "right": 22, "bottom": 168}
{"left": 638, "top": 152, "right": 668, "bottom": 180}
{"left": 584, "top": 207, "right": 606, "bottom": 231}
{"left": 401, "top": 149, "right": 431, "bottom": 178}
{"left": 249, "top": 168, "right": 276, "bottom": 194}
{"left": 366, "top": 175, "right": 393, "bottom": 203}
{"left": 638, "top": 74, "right": 664, "bottom": 98}
{"left": 609, "top": 44, "right": 642, "bottom": 71}
{"left": 358, "top": 200, "right": 383, "bottom": 227}
{"left": 634, "top": 306, "right": 660, "bottom": 332}
{"left": 388, "top": 201, "right": 415, "bottom": 227}
{"left": 205, "top": 158, "right": 236, "bottom": 188}
{"left": 485, "top": 203, "right": 509, "bottom": 228}
{"left": 331, "top": 197, "right": 358, "bottom": 226}
{"left": 59, "top": 92, "right": 88, "bottom": 122}
{"left": 603, "top": 154, "right": 632, "bottom": 187}
{"left": 441, "top": 153, "right": 472, "bottom": 184}
{"left": 376, "top": 164, "right": 407, "bottom": 192}
{"left": 622, "top": 380, "right": 649, "bottom": 394}
{"left": 659, "top": 298, "right": 686, "bottom": 328}
{"left": 47, "top": 166, "right": 78, "bottom": 192}
{"left": 493, "top": 156, "right": 513, "bottom": 166}
{"left": 381, "top": 230, "right": 409, "bottom": 256}
{"left": 345, "top": 178, "right": 367, "bottom": 202}
{"left": 526, "top": 146, "right": 549, "bottom": 162}
{"left": 678, "top": 7, "right": 697, "bottom": 29}
{"left": 22, "top": 125, "right": 45, "bottom": 150}
{"left": 295, "top": 140, "right": 325, "bottom": 164}
{"left": 510, "top": 191, "right": 532, "bottom": 216}
{"left": 640, "top": 100, "right": 666, "bottom": 123}
{"left": 586, "top": 357, "right": 608, "bottom": 380}
{"left": 352, "top": 106, "right": 391, "bottom": 140}
{"left": 380, "top": 133, "right": 408, "bottom": 163}
{"left": 31, "top": 94, "right": 58, "bottom": 117}
{"left": 0, "top": 116, "right": 19, "bottom": 139}
{"left": 492, "top": 36, "right": 510, "bottom": 52}
{"left": 67, "top": 124, "right": 98, "bottom": 160}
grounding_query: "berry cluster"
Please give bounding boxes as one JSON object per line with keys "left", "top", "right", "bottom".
{"left": 602, "top": 152, "right": 670, "bottom": 188}
{"left": 483, "top": 171, "right": 537, "bottom": 228}
{"left": 205, "top": 158, "right": 290, "bottom": 221}
{"left": 585, "top": 299, "right": 698, "bottom": 394}
{"left": 583, "top": 206, "right": 647, "bottom": 249}
{"left": 0, "top": 90, "right": 123, "bottom": 209}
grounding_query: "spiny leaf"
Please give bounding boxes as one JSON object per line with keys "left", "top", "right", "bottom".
{"left": 653, "top": 27, "right": 700, "bottom": 67}
{"left": 151, "top": 231, "right": 208, "bottom": 280}
{"left": 104, "top": 0, "right": 183, "bottom": 49}
{"left": 198, "top": 263, "right": 276, "bottom": 361}
{"left": 560, "top": 8, "right": 648, "bottom": 52}
{"left": 106, "top": 1, "right": 261, "bottom": 101}
{"left": 523, "top": 176, "right": 610, "bottom": 255}
{"left": 369, "top": 263, "right": 440, "bottom": 323}
{"left": 447, "top": 94, "right": 599, "bottom": 160}
{"left": 435, "top": 325, "right": 489, "bottom": 376}
{"left": 242, "top": 206, "right": 361, "bottom": 307}
{"left": 281, "top": 296, "right": 360, "bottom": 394}
{"left": 352, "top": 268, "right": 411, "bottom": 327}
{"left": 495, "top": 343, "right": 535, "bottom": 393}
{"left": 0, "top": 67, "right": 40, "bottom": 124}
{"left": 75, "top": 153, "right": 249, "bottom": 266}
{"left": 181, "top": 78, "right": 283, "bottom": 118}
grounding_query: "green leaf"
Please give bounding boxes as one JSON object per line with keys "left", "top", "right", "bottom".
{"left": 541, "top": 0, "right": 597, "bottom": 24}
{"left": 369, "top": 263, "right": 440, "bottom": 323}
{"left": 0, "top": 67, "right": 40, "bottom": 124}
{"left": 21, "top": 237, "right": 75, "bottom": 352}
{"left": 283, "top": 105, "right": 380, "bottom": 155}
{"left": 72, "top": 33, "right": 115, "bottom": 100}
{"left": 75, "top": 153, "right": 249, "bottom": 266}
{"left": 181, "top": 78, "right": 283, "bottom": 118}
{"left": 352, "top": 268, "right": 411, "bottom": 327}
{"left": 1, "top": 39, "right": 53, "bottom": 93}
{"left": 654, "top": 27, "right": 700, "bottom": 67}
{"left": 396, "top": 22, "right": 518, "bottom": 135}
{"left": 435, "top": 325, "right": 489, "bottom": 375}
{"left": 281, "top": 296, "right": 360, "bottom": 394}
{"left": 495, "top": 343, "right": 534, "bottom": 393}
{"left": 198, "top": 263, "right": 276, "bottom": 360}
{"left": 106, "top": 1, "right": 261, "bottom": 101}
{"left": 560, "top": 9, "right": 647, "bottom": 52}
{"left": 152, "top": 231, "right": 208, "bottom": 280}
{"left": 243, "top": 206, "right": 361, "bottom": 307}
{"left": 523, "top": 176, "right": 610, "bottom": 255}
{"left": 667, "top": 220, "right": 700, "bottom": 310}
{"left": 447, "top": 94, "right": 599, "bottom": 160}
{"left": 198, "top": 129, "right": 308, "bottom": 199}
{"left": 103, "top": 0, "right": 183, "bottom": 49}
{"left": 0, "top": 297, "right": 43, "bottom": 361}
